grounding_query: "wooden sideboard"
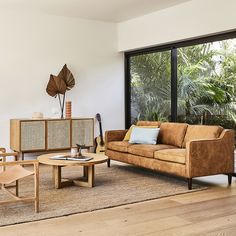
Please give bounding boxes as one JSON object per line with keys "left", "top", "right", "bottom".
{"left": 10, "top": 118, "right": 94, "bottom": 159}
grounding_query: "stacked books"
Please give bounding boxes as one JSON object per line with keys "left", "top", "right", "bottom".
{"left": 50, "top": 154, "right": 93, "bottom": 161}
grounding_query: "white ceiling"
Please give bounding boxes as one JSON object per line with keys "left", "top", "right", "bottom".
{"left": 0, "top": 0, "right": 191, "bottom": 22}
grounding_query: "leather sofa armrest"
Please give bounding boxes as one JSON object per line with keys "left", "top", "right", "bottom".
{"left": 186, "top": 129, "right": 235, "bottom": 177}
{"left": 105, "top": 130, "right": 128, "bottom": 145}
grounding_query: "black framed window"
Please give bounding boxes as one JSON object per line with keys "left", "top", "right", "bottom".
{"left": 129, "top": 50, "right": 171, "bottom": 124}
{"left": 125, "top": 31, "right": 236, "bottom": 133}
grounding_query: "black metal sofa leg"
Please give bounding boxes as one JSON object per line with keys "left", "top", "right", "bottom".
{"left": 228, "top": 174, "right": 232, "bottom": 185}
{"left": 188, "top": 178, "right": 192, "bottom": 190}
{"left": 107, "top": 159, "right": 110, "bottom": 167}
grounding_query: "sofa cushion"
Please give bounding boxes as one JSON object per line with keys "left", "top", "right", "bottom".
{"left": 129, "top": 127, "right": 160, "bottom": 144}
{"left": 107, "top": 141, "right": 132, "bottom": 153}
{"left": 123, "top": 125, "right": 159, "bottom": 141}
{"left": 123, "top": 125, "right": 135, "bottom": 141}
{"left": 128, "top": 144, "right": 176, "bottom": 158}
{"left": 154, "top": 149, "right": 186, "bottom": 164}
{"left": 158, "top": 122, "right": 188, "bottom": 147}
{"left": 183, "top": 125, "right": 224, "bottom": 147}
{"left": 136, "top": 121, "right": 161, "bottom": 127}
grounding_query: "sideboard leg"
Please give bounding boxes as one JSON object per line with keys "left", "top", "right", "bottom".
{"left": 228, "top": 174, "right": 232, "bottom": 185}
{"left": 21, "top": 152, "right": 24, "bottom": 161}
{"left": 188, "top": 178, "right": 192, "bottom": 190}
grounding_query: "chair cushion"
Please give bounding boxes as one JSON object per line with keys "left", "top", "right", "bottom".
{"left": 128, "top": 144, "right": 176, "bottom": 158}
{"left": 154, "top": 149, "right": 186, "bottom": 164}
{"left": 107, "top": 141, "right": 132, "bottom": 153}
{"left": 182, "top": 125, "right": 224, "bottom": 147}
{"left": 158, "top": 122, "right": 188, "bottom": 147}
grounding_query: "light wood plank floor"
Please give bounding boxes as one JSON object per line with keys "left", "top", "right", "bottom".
{"left": 0, "top": 175, "right": 236, "bottom": 236}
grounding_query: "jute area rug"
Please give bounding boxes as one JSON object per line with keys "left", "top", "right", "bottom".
{"left": 0, "top": 162, "right": 206, "bottom": 227}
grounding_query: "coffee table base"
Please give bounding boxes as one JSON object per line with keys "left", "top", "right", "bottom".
{"left": 53, "top": 165, "right": 95, "bottom": 189}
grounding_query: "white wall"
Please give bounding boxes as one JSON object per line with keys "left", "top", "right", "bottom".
{"left": 2, "top": 0, "right": 236, "bottom": 150}
{"left": 118, "top": 0, "right": 236, "bottom": 51}
{"left": 0, "top": 9, "right": 124, "bottom": 150}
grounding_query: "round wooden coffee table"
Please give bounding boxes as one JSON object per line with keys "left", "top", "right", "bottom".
{"left": 38, "top": 153, "right": 108, "bottom": 189}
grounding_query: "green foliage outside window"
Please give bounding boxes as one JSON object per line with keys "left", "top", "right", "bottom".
{"left": 130, "top": 39, "right": 236, "bottom": 133}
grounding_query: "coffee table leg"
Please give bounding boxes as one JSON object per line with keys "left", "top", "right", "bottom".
{"left": 88, "top": 165, "right": 95, "bottom": 187}
{"left": 53, "top": 166, "right": 61, "bottom": 189}
{"left": 74, "top": 165, "right": 95, "bottom": 187}
{"left": 83, "top": 166, "right": 88, "bottom": 178}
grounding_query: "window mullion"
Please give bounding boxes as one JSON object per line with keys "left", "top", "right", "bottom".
{"left": 171, "top": 48, "right": 178, "bottom": 122}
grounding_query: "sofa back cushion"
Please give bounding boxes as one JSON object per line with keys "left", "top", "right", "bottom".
{"left": 123, "top": 121, "right": 161, "bottom": 141}
{"left": 182, "top": 125, "right": 224, "bottom": 147}
{"left": 129, "top": 127, "right": 160, "bottom": 144}
{"left": 123, "top": 124, "right": 159, "bottom": 141}
{"left": 136, "top": 121, "right": 161, "bottom": 127}
{"left": 158, "top": 122, "right": 188, "bottom": 147}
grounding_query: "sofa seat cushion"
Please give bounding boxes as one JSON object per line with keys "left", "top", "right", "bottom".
{"left": 154, "top": 149, "right": 186, "bottom": 164}
{"left": 128, "top": 144, "right": 176, "bottom": 158}
{"left": 107, "top": 141, "right": 132, "bottom": 153}
{"left": 158, "top": 122, "right": 188, "bottom": 148}
{"left": 183, "top": 125, "right": 224, "bottom": 147}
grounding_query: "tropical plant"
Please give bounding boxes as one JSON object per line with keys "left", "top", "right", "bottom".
{"left": 130, "top": 39, "right": 236, "bottom": 130}
{"left": 130, "top": 51, "right": 171, "bottom": 123}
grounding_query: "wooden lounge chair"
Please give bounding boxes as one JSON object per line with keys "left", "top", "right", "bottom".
{"left": 0, "top": 149, "right": 39, "bottom": 213}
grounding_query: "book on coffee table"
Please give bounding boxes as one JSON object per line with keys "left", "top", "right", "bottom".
{"left": 50, "top": 154, "right": 93, "bottom": 161}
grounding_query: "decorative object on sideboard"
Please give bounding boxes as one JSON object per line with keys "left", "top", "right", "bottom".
{"left": 46, "top": 64, "right": 75, "bottom": 118}
{"left": 32, "top": 112, "right": 44, "bottom": 119}
{"left": 65, "top": 101, "right": 72, "bottom": 118}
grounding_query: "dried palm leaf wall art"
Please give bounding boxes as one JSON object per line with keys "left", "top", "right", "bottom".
{"left": 46, "top": 64, "right": 75, "bottom": 118}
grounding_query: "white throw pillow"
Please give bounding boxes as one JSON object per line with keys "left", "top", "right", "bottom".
{"left": 129, "top": 127, "right": 160, "bottom": 144}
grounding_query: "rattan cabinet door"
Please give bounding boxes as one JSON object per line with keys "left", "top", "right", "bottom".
{"left": 21, "top": 121, "right": 46, "bottom": 151}
{"left": 47, "top": 120, "right": 70, "bottom": 150}
{"left": 72, "top": 119, "right": 94, "bottom": 147}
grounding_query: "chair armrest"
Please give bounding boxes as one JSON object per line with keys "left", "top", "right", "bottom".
{"left": 0, "top": 160, "right": 39, "bottom": 167}
{"left": 186, "top": 129, "right": 235, "bottom": 177}
{"left": 0, "top": 148, "right": 6, "bottom": 153}
{"left": 0, "top": 152, "right": 18, "bottom": 162}
{"left": 0, "top": 152, "right": 18, "bottom": 158}
{"left": 105, "top": 130, "right": 128, "bottom": 144}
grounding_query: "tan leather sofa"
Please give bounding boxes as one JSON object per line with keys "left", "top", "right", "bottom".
{"left": 105, "top": 121, "right": 235, "bottom": 189}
